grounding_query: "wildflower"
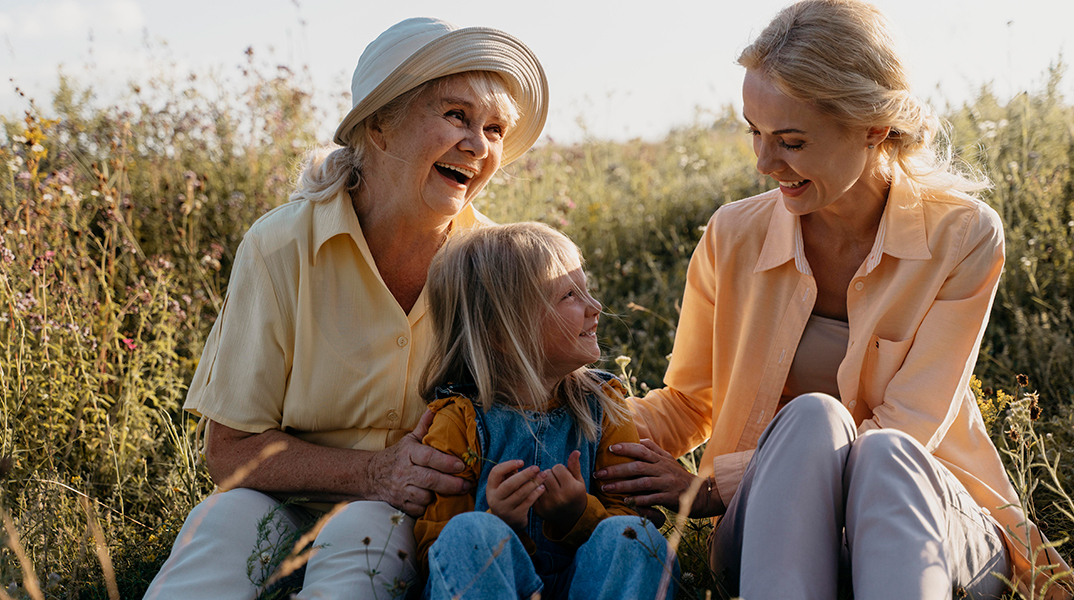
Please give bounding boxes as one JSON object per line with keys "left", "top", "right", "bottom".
{"left": 397, "top": 550, "right": 409, "bottom": 560}
{"left": 615, "top": 356, "right": 631, "bottom": 370}
{"left": 121, "top": 338, "right": 137, "bottom": 351}
{"left": 1016, "top": 374, "right": 1029, "bottom": 388}
{"left": 31, "top": 144, "right": 44, "bottom": 153}
{"left": 1028, "top": 393, "right": 1041, "bottom": 421}
{"left": 462, "top": 447, "right": 480, "bottom": 467}
{"left": 390, "top": 511, "right": 405, "bottom": 526}
{"left": 621, "top": 527, "right": 637, "bottom": 540}
{"left": 201, "top": 254, "right": 222, "bottom": 271}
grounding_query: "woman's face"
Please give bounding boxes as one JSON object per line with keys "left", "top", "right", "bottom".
{"left": 376, "top": 76, "right": 510, "bottom": 219}
{"left": 742, "top": 69, "right": 879, "bottom": 217}
{"left": 541, "top": 261, "right": 602, "bottom": 382}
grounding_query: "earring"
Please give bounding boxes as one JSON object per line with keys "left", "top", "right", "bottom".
{"left": 868, "top": 144, "right": 875, "bottom": 149}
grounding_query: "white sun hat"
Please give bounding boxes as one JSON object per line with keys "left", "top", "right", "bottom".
{"left": 333, "top": 17, "right": 548, "bottom": 166}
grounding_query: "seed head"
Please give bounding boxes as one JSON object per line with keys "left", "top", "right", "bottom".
{"left": 622, "top": 527, "right": 637, "bottom": 540}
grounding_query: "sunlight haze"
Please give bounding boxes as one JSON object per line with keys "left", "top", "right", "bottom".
{"left": 1, "top": 0, "right": 1071, "bottom": 143}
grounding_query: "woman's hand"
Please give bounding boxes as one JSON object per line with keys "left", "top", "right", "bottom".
{"left": 595, "top": 439, "right": 719, "bottom": 518}
{"left": 533, "top": 450, "right": 588, "bottom": 534}
{"left": 486, "top": 460, "right": 545, "bottom": 531}
{"left": 367, "top": 409, "right": 472, "bottom": 517}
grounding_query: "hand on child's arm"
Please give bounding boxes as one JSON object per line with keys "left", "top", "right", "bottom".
{"left": 533, "top": 450, "right": 588, "bottom": 536}
{"left": 486, "top": 460, "right": 545, "bottom": 531}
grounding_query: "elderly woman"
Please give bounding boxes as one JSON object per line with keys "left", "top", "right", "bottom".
{"left": 145, "top": 17, "right": 547, "bottom": 599}
{"left": 597, "top": 1, "right": 1072, "bottom": 599}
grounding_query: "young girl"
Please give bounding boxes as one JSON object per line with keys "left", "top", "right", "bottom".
{"left": 414, "top": 222, "right": 675, "bottom": 600}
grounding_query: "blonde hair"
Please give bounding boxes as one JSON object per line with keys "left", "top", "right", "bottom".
{"left": 738, "top": 0, "right": 987, "bottom": 193}
{"left": 289, "top": 71, "right": 521, "bottom": 204}
{"left": 420, "top": 222, "right": 631, "bottom": 442}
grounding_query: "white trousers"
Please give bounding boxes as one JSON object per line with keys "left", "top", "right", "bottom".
{"left": 711, "top": 393, "right": 1010, "bottom": 600}
{"left": 144, "top": 489, "right": 418, "bottom": 600}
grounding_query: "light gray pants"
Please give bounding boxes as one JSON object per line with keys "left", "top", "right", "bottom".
{"left": 711, "top": 393, "right": 1010, "bottom": 600}
{"left": 143, "top": 489, "right": 418, "bottom": 600}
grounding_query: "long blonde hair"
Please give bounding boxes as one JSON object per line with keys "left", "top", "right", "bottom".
{"left": 420, "top": 222, "right": 630, "bottom": 441}
{"left": 738, "top": 0, "right": 987, "bottom": 194}
{"left": 288, "top": 71, "right": 521, "bottom": 204}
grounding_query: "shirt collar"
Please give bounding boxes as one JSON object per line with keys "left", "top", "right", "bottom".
{"left": 754, "top": 169, "right": 932, "bottom": 276}
{"left": 312, "top": 190, "right": 365, "bottom": 258}
{"left": 311, "top": 192, "right": 488, "bottom": 259}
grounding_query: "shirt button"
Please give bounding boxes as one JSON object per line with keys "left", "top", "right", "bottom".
{"left": 387, "top": 409, "right": 399, "bottom": 422}
{"left": 848, "top": 400, "right": 857, "bottom": 410}
{"left": 397, "top": 336, "right": 409, "bottom": 347}
{"left": 854, "top": 281, "right": 864, "bottom": 291}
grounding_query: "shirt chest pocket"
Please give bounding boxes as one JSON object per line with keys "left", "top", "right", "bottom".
{"left": 858, "top": 334, "right": 915, "bottom": 407}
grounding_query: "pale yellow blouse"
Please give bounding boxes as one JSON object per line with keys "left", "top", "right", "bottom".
{"left": 184, "top": 191, "right": 488, "bottom": 452}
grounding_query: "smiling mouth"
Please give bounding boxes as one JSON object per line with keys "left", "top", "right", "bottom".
{"left": 778, "top": 179, "right": 809, "bottom": 189}
{"left": 435, "top": 162, "right": 476, "bottom": 185}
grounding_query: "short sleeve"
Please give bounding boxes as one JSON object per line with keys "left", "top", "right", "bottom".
{"left": 184, "top": 234, "right": 294, "bottom": 433}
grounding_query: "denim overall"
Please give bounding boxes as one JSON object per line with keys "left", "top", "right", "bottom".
{"left": 434, "top": 373, "right": 608, "bottom": 596}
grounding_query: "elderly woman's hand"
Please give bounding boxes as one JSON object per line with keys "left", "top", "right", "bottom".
{"left": 595, "top": 439, "right": 720, "bottom": 519}
{"left": 367, "top": 409, "right": 472, "bottom": 517}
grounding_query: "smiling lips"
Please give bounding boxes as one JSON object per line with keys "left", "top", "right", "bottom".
{"left": 434, "top": 162, "right": 476, "bottom": 185}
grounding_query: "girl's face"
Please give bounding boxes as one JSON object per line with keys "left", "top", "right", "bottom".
{"left": 541, "top": 261, "right": 602, "bottom": 382}
{"left": 741, "top": 69, "right": 881, "bottom": 216}
{"left": 375, "top": 76, "right": 509, "bottom": 220}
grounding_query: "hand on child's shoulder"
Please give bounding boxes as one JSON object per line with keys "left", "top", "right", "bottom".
{"left": 421, "top": 395, "right": 481, "bottom": 481}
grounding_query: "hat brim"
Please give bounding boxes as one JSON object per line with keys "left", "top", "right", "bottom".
{"left": 333, "top": 27, "right": 548, "bottom": 166}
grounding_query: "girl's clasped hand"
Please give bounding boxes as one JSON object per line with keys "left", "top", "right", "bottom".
{"left": 486, "top": 451, "right": 587, "bottom": 533}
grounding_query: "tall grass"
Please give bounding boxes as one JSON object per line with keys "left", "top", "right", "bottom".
{"left": 1, "top": 57, "right": 1072, "bottom": 598}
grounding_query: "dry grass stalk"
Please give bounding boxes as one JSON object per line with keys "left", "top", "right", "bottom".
{"left": 145, "top": 441, "right": 288, "bottom": 599}
{"left": 1, "top": 507, "right": 43, "bottom": 600}
{"left": 656, "top": 475, "right": 705, "bottom": 600}
{"left": 451, "top": 537, "right": 508, "bottom": 600}
{"left": 81, "top": 497, "right": 120, "bottom": 600}
{"left": 261, "top": 501, "right": 348, "bottom": 589}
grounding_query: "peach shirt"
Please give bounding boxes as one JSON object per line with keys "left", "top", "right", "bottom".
{"left": 184, "top": 191, "right": 488, "bottom": 452}
{"left": 630, "top": 171, "right": 1070, "bottom": 594}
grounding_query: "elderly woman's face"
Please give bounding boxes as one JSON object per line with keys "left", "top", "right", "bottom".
{"left": 376, "top": 77, "right": 509, "bottom": 219}
{"left": 742, "top": 69, "right": 878, "bottom": 217}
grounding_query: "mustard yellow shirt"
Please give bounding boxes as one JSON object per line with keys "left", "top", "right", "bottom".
{"left": 630, "top": 171, "right": 1070, "bottom": 593}
{"left": 184, "top": 191, "right": 489, "bottom": 452}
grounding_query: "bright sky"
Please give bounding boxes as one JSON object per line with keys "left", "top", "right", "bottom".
{"left": 1, "top": 0, "right": 1071, "bottom": 144}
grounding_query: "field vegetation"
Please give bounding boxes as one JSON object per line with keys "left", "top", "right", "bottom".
{"left": 1, "top": 54, "right": 1072, "bottom": 598}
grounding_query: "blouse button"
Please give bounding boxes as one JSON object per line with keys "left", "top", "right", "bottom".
{"left": 848, "top": 400, "right": 857, "bottom": 410}
{"left": 387, "top": 409, "right": 399, "bottom": 422}
{"left": 397, "top": 336, "right": 409, "bottom": 347}
{"left": 853, "top": 281, "right": 864, "bottom": 291}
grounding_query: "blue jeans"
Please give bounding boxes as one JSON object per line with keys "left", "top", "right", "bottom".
{"left": 424, "top": 512, "right": 676, "bottom": 600}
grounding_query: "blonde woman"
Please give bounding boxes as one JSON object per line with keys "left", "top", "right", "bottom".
{"left": 145, "top": 17, "right": 548, "bottom": 600}
{"left": 596, "top": 1, "right": 1073, "bottom": 598}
